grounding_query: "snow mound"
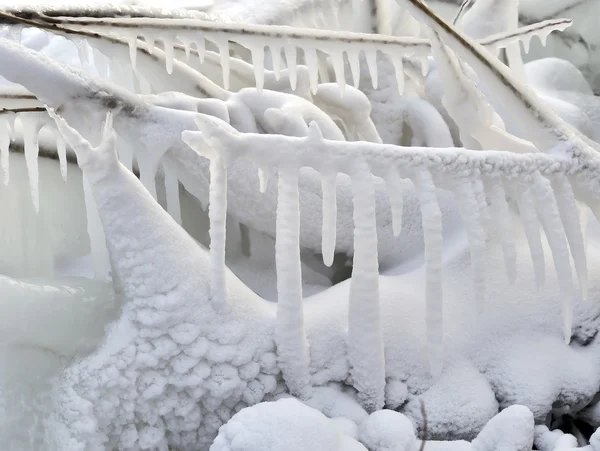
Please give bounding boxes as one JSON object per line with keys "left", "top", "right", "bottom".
{"left": 359, "top": 410, "right": 416, "bottom": 451}
{"left": 210, "top": 398, "right": 366, "bottom": 451}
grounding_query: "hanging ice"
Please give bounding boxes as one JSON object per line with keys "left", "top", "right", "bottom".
{"left": 21, "top": 114, "right": 45, "bottom": 213}
{"left": 55, "top": 134, "right": 68, "bottom": 182}
{"left": 454, "top": 177, "right": 486, "bottom": 313}
{"left": 366, "top": 50, "right": 378, "bottom": 89}
{"left": 195, "top": 38, "right": 206, "bottom": 63}
{"left": 531, "top": 173, "right": 574, "bottom": 342}
{"left": 486, "top": 177, "right": 516, "bottom": 283}
{"left": 164, "top": 164, "right": 182, "bottom": 225}
{"left": 304, "top": 47, "right": 319, "bottom": 95}
{"left": 390, "top": 55, "right": 405, "bottom": 96}
{"left": 347, "top": 50, "right": 361, "bottom": 89}
{"left": 275, "top": 167, "right": 312, "bottom": 398}
{"left": 551, "top": 174, "right": 588, "bottom": 298}
{"left": 251, "top": 45, "right": 265, "bottom": 91}
{"left": 514, "top": 185, "right": 545, "bottom": 288}
{"left": 0, "top": 116, "right": 10, "bottom": 185}
{"left": 82, "top": 174, "right": 110, "bottom": 280}
{"left": 320, "top": 171, "right": 337, "bottom": 267}
{"left": 348, "top": 165, "right": 385, "bottom": 412}
{"left": 385, "top": 170, "right": 405, "bottom": 237}
{"left": 127, "top": 35, "right": 138, "bottom": 70}
{"left": 412, "top": 169, "right": 444, "bottom": 378}
{"left": 162, "top": 36, "right": 175, "bottom": 75}
{"left": 137, "top": 158, "right": 158, "bottom": 200}
{"left": 216, "top": 37, "right": 231, "bottom": 90}
{"left": 331, "top": 51, "right": 346, "bottom": 95}
{"left": 269, "top": 44, "right": 282, "bottom": 80}
{"left": 284, "top": 45, "right": 298, "bottom": 91}
{"left": 209, "top": 156, "right": 228, "bottom": 310}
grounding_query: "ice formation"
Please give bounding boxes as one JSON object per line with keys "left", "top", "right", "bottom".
{"left": 1, "top": 0, "right": 600, "bottom": 450}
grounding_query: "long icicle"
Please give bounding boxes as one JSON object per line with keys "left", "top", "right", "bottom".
{"left": 386, "top": 170, "right": 406, "bottom": 237}
{"left": 551, "top": 174, "right": 588, "bottom": 299}
{"left": 513, "top": 183, "right": 546, "bottom": 288}
{"left": 454, "top": 176, "right": 486, "bottom": 313}
{"left": 82, "top": 174, "right": 110, "bottom": 280}
{"left": 321, "top": 171, "right": 337, "bottom": 267}
{"left": 485, "top": 176, "right": 517, "bottom": 283}
{"left": 209, "top": 155, "right": 228, "bottom": 310}
{"left": 0, "top": 116, "right": 10, "bottom": 185}
{"left": 531, "top": 173, "right": 574, "bottom": 342}
{"left": 412, "top": 169, "right": 444, "bottom": 378}
{"left": 348, "top": 164, "right": 385, "bottom": 412}
{"left": 164, "top": 163, "right": 182, "bottom": 225}
{"left": 275, "top": 166, "right": 312, "bottom": 398}
{"left": 21, "top": 114, "right": 44, "bottom": 213}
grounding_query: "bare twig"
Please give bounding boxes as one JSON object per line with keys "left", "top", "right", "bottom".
{"left": 419, "top": 399, "right": 428, "bottom": 451}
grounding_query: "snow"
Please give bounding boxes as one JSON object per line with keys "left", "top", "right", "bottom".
{"left": 2, "top": 0, "right": 600, "bottom": 449}
{"left": 359, "top": 410, "right": 416, "bottom": 451}
{"left": 210, "top": 398, "right": 366, "bottom": 451}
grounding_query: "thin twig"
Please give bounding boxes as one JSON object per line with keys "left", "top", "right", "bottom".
{"left": 419, "top": 399, "right": 428, "bottom": 451}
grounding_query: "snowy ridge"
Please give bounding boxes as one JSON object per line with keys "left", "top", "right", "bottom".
{"left": 183, "top": 113, "right": 599, "bottom": 376}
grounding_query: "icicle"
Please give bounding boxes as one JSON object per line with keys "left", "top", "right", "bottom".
{"left": 531, "top": 174, "right": 573, "bottom": 342}
{"left": 209, "top": 156, "right": 228, "bottom": 309}
{"left": 74, "top": 38, "right": 92, "bottom": 71}
{"left": 216, "top": 38, "right": 230, "bottom": 90}
{"left": 385, "top": 170, "right": 405, "bottom": 237}
{"left": 146, "top": 35, "right": 156, "bottom": 55}
{"left": 270, "top": 44, "right": 282, "bottom": 80}
{"left": 348, "top": 165, "right": 385, "bottom": 412}
{"left": 304, "top": 47, "right": 319, "bottom": 95}
{"left": 522, "top": 35, "right": 532, "bottom": 54}
{"left": 179, "top": 37, "right": 192, "bottom": 61}
{"left": 137, "top": 159, "right": 158, "bottom": 200}
{"left": 420, "top": 57, "right": 430, "bottom": 76}
{"left": 162, "top": 36, "right": 175, "bottom": 75}
{"left": 127, "top": 35, "right": 138, "bottom": 70}
{"left": 514, "top": 184, "right": 545, "bottom": 288}
{"left": 257, "top": 167, "right": 268, "bottom": 193}
{"left": 390, "top": 55, "right": 405, "bottom": 96}
{"left": 347, "top": 50, "right": 361, "bottom": 89}
{"left": 321, "top": 171, "right": 337, "bottom": 267}
{"left": 275, "top": 166, "right": 311, "bottom": 398}
{"left": 82, "top": 174, "right": 110, "bottom": 280}
{"left": 0, "top": 117, "right": 10, "bottom": 185}
{"left": 92, "top": 48, "right": 110, "bottom": 79}
{"left": 485, "top": 177, "right": 516, "bottom": 283}
{"left": 472, "top": 173, "right": 490, "bottom": 229}
{"left": 454, "top": 177, "right": 486, "bottom": 313}
{"left": 331, "top": 51, "right": 346, "bottom": 95}
{"left": 21, "top": 115, "right": 44, "bottom": 213}
{"left": 539, "top": 30, "right": 551, "bottom": 46}
{"left": 251, "top": 45, "right": 265, "bottom": 92}
{"left": 164, "top": 164, "right": 182, "bottom": 225}
{"left": 551, "top": 174, "right": 587, "bottom": 299}
{"left": 284, "top": 45, "right": 298, "bottom": 91}
{"left": 412, "top": 169, "right": 444, "bottom": 379}
{"left": 118, "top": 143, "right": 134, "bottom": 172}
{"left": 55, "top": 134, "right": 68, "bottom": 182}
{"left": 366, "top": 50, "right": 378, "bottom": 89}
{"left": 195, "top": 38, "right": 206, "bottom": 63}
